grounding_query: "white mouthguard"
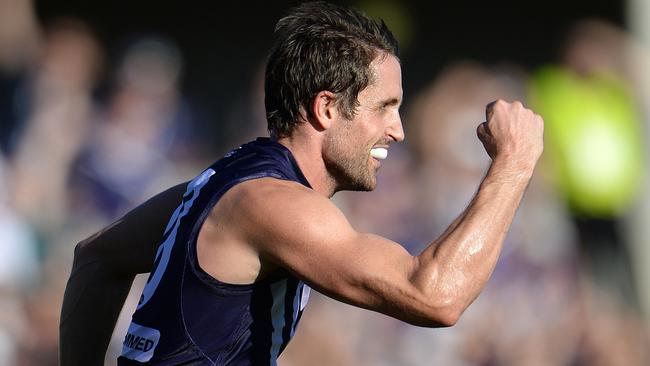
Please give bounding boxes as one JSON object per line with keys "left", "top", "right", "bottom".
{"left": 370, "top": 147, "right": 388, "bottom": 160}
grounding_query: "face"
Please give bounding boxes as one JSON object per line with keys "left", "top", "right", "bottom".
{"left": 323, "top": 53, "right": 405, "bottom": 192}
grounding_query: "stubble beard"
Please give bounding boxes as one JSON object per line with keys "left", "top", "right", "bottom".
{"left": 324, "top": 134, "right": 376, "bottom": 193}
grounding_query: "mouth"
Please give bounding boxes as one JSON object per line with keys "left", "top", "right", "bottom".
{"left": 370, "top": 147, "right": 388, "bottom": 160}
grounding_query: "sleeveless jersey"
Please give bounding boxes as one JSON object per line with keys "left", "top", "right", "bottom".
{"left": 118, "top": 138, "right": 312, "bottom": 365}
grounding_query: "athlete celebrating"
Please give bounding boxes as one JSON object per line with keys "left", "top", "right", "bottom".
{"left": 60, "top": 2, "right": 544, "bottom": 365}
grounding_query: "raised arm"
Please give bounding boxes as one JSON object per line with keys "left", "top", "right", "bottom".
{"left": 59, "top": 183, "right": 185, "bottom": 365}
{"left": 238, "top": 100, "right": 543, "bottom": 327}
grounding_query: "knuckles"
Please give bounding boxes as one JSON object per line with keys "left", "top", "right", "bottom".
{"left": 481, "top": 100, "right": 544, "bottom": 143}
{"left": 486, "top": 99, "right": 542, "bottom": 124}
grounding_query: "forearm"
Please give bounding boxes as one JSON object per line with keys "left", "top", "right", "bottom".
{"left": 58, "top": 183, "right": 186, "bottom": 364}
{"left": 414, "top": 158, "right": 534, "bottom": 319}
{"left": 59, "top": 248, "right": 134, "bottom": 365}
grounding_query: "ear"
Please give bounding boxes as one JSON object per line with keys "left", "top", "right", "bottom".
{"left": 309, "top": 91, "right": 339, "bottom": 131}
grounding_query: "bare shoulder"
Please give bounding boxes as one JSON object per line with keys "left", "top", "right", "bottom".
{"left": 239, "top": 178, "right": 331, "bottom": 209}
{"left": 218, "top": 177, "right": 352, "bottom": 249}
{"left": 226, "top": 177, "right": 343, "bottom": 218}
{"left": 227, "top": 177, "right": 317, "bottom": 208}
{"left": 201, "top": 176, "right": 424, "bottom": 321}
{"left": 197, "top": 177, "right": 332, "bottom": 284}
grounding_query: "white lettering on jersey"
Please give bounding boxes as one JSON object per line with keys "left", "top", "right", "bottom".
{"left": 121, "top": 322, "right": 161, "bottom": 362}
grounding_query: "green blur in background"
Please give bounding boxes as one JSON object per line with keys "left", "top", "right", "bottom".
{"left": 532, "top": 67, "right": 645, "bottom": 217}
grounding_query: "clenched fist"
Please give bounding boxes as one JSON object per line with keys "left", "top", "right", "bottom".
{"left": 477, "top": 100, "right": 544, "bottom": 171}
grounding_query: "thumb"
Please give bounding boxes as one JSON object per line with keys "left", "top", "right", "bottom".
{"left": 476, "top": 121, "right": 489, "bottom": 138}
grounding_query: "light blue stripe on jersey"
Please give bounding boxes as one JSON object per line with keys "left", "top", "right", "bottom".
{"left": 289, "top": 284, "right": 301, "bottom": 338}
{"left": 293, "top": 284, "right": 310, "bottom": 335}
{"left": 269, "top": 279, "right": 288, "bottom": 365}
{"left": 138, "top": 169, "right": 215, "bottom": 310}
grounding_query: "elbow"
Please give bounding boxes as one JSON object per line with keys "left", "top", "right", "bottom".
{"left": 407, "top": 282, "right": 467, "bottom": 327}
{"left": 407, "top": 260, "right": 470, "bottom": 327}
{"left": 73, "top": 240, "right": 85, "bottom": 257}
{"left": 416, "top": 304, "right": 463, "bottom": 328}
{"left": 406, "top": 278, "right": 464, "bottom": 327}
{"left": 73, "top": 239, "right": 92, "bottom": 260}
{"left": 433, "top": 306, "right": 462, "bottom": 327}
{"left": 72, "top": 236, "right": 102, "bottom": 268}
{"left": 397, "top": 297, "right": 464, "bottom": 328}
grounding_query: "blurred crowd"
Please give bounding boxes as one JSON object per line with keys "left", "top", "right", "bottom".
{"left": 0, "top": 1, "right": 649, "bottom": 365}
{"left": 0, "top": 2, "right": 211, "bottom": 364}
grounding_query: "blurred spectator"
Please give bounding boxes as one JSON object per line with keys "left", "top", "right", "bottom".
{"left": 0, "top": 0, "right": 40, "bottom": 74}
{"left": 0, "top": 155, "right": 38, "bottom": 289}
{"left": 0, "top": 18, "right": 105, "bottom": 365}
{"left": 9, "top": 18, "right": 104, "bottom": 236}
{"left": 0, "top": 0, "right": 41, "bottom": 156}
{"left": 530, "top": 19, "right": 645, "bottom": 309}
{"left": 70, "top": 36, "right": 205, "bottom": 219}
{"left": 0, "top": 150, "right": 38, "bottom": 365}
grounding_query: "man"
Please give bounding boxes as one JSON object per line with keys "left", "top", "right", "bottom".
{"left": 60, "top": 2, "right": 544, "bottom": 365}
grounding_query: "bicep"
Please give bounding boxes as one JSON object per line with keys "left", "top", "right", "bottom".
{"left": 288, "top": 230, "right": 418, "bottom": 311}
{"left": 75, "top": 182, "right": 186, "bottom": 275}
{"left": 246, "top": 187, "right": 422, "bottom": 318}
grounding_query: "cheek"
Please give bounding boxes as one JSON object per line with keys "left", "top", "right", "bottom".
{"left": 340, "top": 113, "right": 381, "bottom": 151}
{"left": 326, "top": 127, "right": 355, "bottom": 161}
{"left": 354, "top": 113, "right": 381, "bottom": 136}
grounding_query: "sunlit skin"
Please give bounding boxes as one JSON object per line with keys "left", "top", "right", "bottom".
{"left": 195, "top": 51, "right": 544, "bottom": 327}
{"left": 60, "top": 19, "right": 546, "bottom": 366}
{"left": 60, "top": 53, "right": 544, "bottom": 366}
{"left": 277, "top": 52, "right": 404, "bottom": 196}
{"left": 197, "top": 52, "right": 406, "bottom": 284}
{"left": 320, "top": 53, "right": 404, "bottom": 193}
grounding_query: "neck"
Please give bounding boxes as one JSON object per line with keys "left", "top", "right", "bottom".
{"left": 274, "top": 132, "right": 337, "bottom": 198}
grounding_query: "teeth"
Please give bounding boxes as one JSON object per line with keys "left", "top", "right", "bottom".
{"left": 370, "top": 147, "right": 388, "bottom": 160}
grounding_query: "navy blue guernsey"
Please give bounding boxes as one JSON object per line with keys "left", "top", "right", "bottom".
{"left": 118, "top": 138, "right": 312, "bottom": 366}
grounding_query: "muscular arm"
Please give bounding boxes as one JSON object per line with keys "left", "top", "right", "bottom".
{"left": 238, "top": 100, "right": 543, "bottom": 327}
{"left": 59, "top": 183, "right": 185, "bottom": 365}
{"left": 410, "top": 158, "right": 534, "bottom": 324}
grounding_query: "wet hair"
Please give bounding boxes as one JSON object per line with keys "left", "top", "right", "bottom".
{"left": 264, "top": 1, "right": 399, "bottom": 138}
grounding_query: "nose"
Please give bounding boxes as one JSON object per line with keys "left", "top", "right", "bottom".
{"left": 387, "top": 113, "right": 405, "bottom": 143}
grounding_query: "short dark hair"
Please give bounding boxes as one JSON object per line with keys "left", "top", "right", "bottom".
{"left": 264, "top": 1, "right": 399, "bottom": 138}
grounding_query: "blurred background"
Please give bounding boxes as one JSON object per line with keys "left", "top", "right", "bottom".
{"left": 0, "top": 0, "right": 649, "bottom": 364}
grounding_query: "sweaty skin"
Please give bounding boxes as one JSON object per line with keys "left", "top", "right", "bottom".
{"left": 60, "top": 53, "right": 543, "bottom": 364}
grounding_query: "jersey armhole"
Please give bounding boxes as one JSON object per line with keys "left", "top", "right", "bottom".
{"left": 185, "top": 171, "right": 294, "bottom": 295}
